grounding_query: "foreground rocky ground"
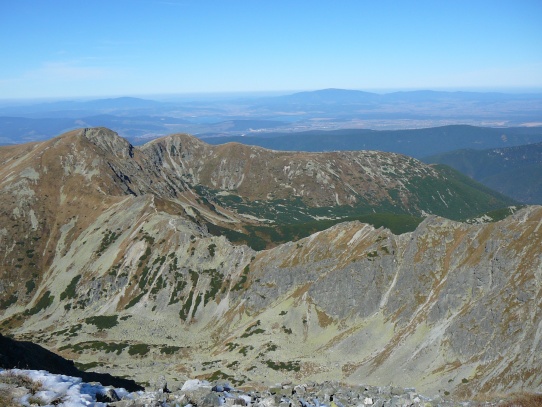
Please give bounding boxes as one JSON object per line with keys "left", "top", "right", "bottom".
{"left": 2, "top": 369, "right": 542, "bottom": 407}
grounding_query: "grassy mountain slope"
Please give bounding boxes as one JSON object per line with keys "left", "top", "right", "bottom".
{"left": 426, "top": 142, "right": 542, "bottom": 204}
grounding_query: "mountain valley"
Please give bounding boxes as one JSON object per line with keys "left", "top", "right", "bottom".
{"left": 0, "top": 127, "right": 540, "bottom": 398}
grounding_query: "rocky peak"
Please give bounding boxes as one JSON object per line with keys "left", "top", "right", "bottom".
{"left": 80, "top": 127, "right": 135, "bottom": 160}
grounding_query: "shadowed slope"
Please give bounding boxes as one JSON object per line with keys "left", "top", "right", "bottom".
{"left": 0, "top": 333, "right": 143, "bottom": 391}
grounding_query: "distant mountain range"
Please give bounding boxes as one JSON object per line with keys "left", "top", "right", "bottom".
{"left": 1, "top": 89, "right": 542, "bottom": 146}
{"left": 203, "top": 125, "right": 542, "bottom": 158}
{"left": 259, "top": 88, "right": 542, "bottom": 105}
{"left": 2, "top": 90, "right": 541, "bottom": 210}
{"left": 0, "top": 96, "right": 168, "bottom": 116}
{"left": 426, "top": 142, "right": 542, "bottom": 204}
{"left": 0, "top": 114, "right": 192, "bottom": 145}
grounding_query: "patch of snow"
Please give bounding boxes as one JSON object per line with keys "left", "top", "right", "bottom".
{"left": 312, "top": 215, "right": 335, "bottom": 220}
{"left": 0, "top": 369, "right": 135, "bottom": 407}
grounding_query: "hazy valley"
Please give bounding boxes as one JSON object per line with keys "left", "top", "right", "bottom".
{"left": 2, "top": 89, "right": 542, "bottom": 146}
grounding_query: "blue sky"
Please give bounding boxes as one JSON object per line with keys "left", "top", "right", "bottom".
{"left": 1, "top": 0, "right": 541, "bottom": 99}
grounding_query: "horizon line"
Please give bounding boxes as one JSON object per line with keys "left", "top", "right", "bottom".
{"left": 2, "top": 86, "right": 542, "bottom": 104}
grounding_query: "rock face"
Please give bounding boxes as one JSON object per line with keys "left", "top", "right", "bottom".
{"left": 0, "top": 128, "right": 539, "bottom": 397}
{"left": 234, "top": 208, "right": 542, "bottom": 397}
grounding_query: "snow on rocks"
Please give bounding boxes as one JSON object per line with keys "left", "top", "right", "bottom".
{"left": 0, "top": 369, "right": 132, "bottom": 407}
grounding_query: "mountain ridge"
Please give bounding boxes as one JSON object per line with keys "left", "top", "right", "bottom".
{"left": 202, "top": 125, "right": 542, "bottom": 158}
{"left": 141, "top": 130, "right": 516, "bottom": 221}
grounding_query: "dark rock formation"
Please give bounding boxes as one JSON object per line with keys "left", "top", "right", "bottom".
{"left": 0, "top": 333, "right": 143, "bottom": 391}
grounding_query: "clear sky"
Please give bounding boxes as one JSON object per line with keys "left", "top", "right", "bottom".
{"left": 1, "top": 0, "right": 541, "bottom": 99}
